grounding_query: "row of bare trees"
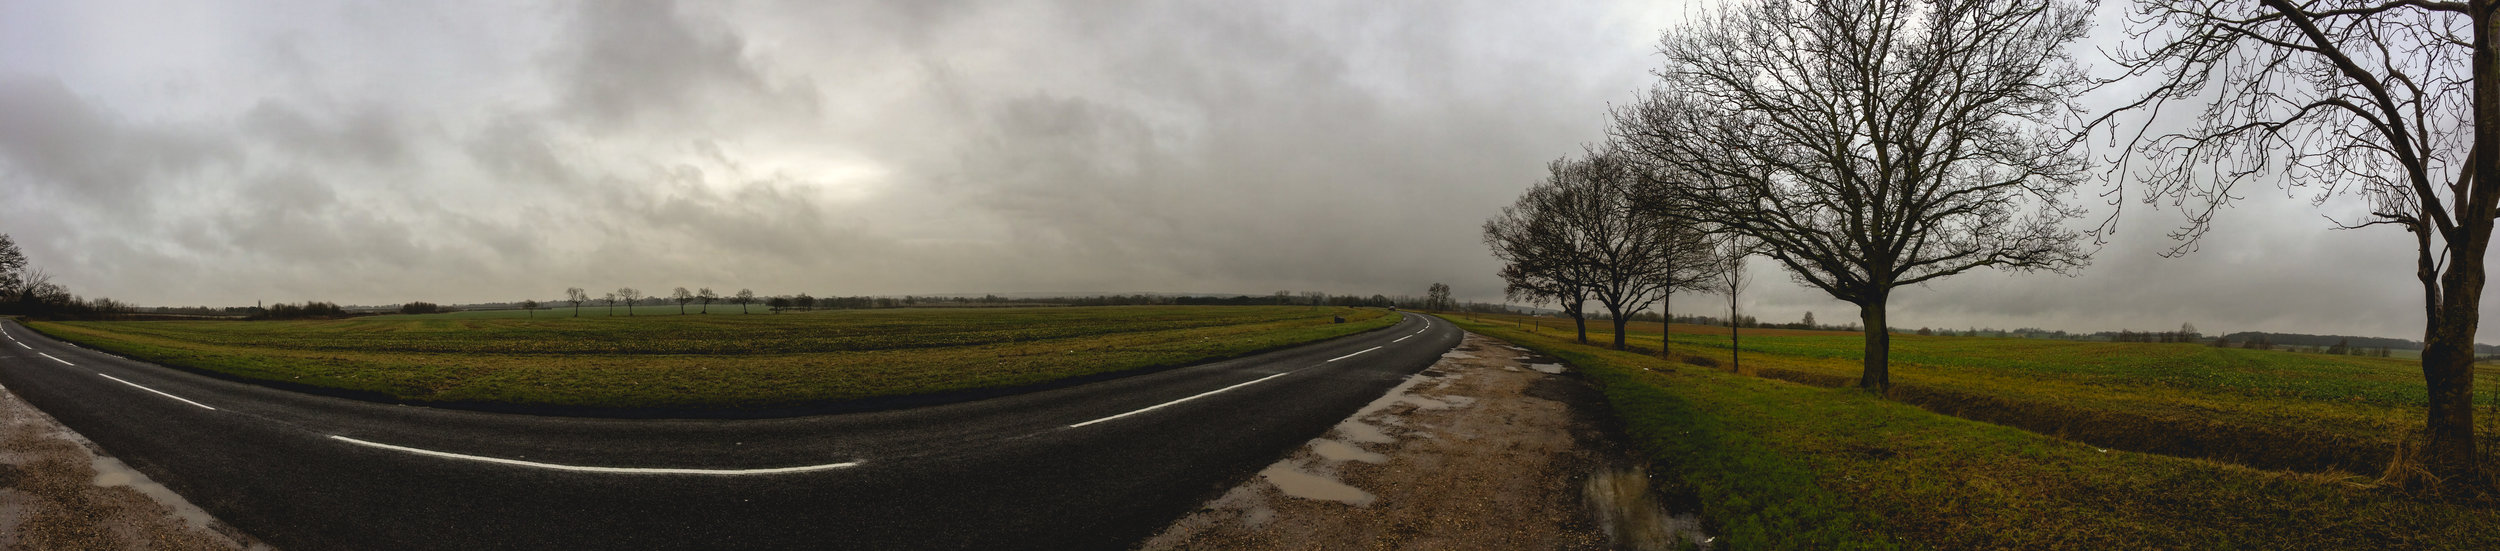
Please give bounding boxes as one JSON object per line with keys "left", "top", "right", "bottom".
{"left": 1484, "top": 149, "right": 1725, "bottom": 353}
{"left": 1511, "top": 0, "right": 2500, "bottom": 483}
{"left": 556, "top": 287, "right": 760, "bottom": 316}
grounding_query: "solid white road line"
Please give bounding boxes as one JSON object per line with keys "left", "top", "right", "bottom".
{"left": 98, "top": 373, "right": 217, "bottom": 410}
{"left": 328, "top": 435, "right": 859, "bottom": 475}
{"left": 1327, "top": 346, "right": 1381, "bottom": 362}
{"left": 1069, "top": 372, "right": 1293, "bottom": 428}
{"left": 37, "top": 352, "right": 71, "bottom": 365}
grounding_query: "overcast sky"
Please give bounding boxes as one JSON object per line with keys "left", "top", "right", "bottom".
{"left": 0, "top": 0, "right": 2468, "bottom": 340}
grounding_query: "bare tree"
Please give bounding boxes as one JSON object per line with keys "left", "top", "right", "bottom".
{"left": 1552, "top": 147, "right": 1719, "bottom": 351}
{"left": 698, "top": 288, "right": 718, "bottom": 313}
{"left": 2090, "top": 0, "right": 2491, "bottom": 481}
{"left": 1487, "top": 179, "right": 1597, "bottom": 343}
{"left": 1634, "top": 189, "right": 1723, "bottom": 359}
{"left": 1720, "top": 238, "right": 1755, "bottom": 372}
{"left": 734, "top": 288, "right": 755, "bottom": 314}
{"left": 1425, "top": 283, "right": 1453, "bottom": 311}
{"left": 1614, "top": 0, "right": 2095, "bottom": 392}
{"left": 616, "top": 288, "right": 640, "bottom": 316}
{"left": 566, "top": 287, "right": 588, "bottom": 318}
{"left": 1301, "top": 291, "right": 1327, "bottom": 309}
{"left": 520, "top": 299, "right": 540, "bottom": 319}
{"left": 603, "top": 291, "right": 619, "bottom": 316}
{"left": 0, "top": 234, "right": 24, "bottom": 299}
{"left": 671, "top": 287, "right": 694, "bottom": 315}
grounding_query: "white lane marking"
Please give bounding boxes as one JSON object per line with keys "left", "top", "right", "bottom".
{"left": 1070, "top": 371, "right": 1293, "bottom": 428}
{"left": 37, "top": 352, "right": 71, "bottom": 365}
{"left": 13, "top": 341, "right": 27, "bottom": 350}
{"left": 98, "top": 374, "right": 217, "bottom": 410}
{"left": 328, "top": 436, "right": 860, "bottom": 475}
{"left": 1393, "top": 335, "right": 1411, "bottom": 343}
{"left": 1328, "top": 346, "right": 1382, "bottom": 362}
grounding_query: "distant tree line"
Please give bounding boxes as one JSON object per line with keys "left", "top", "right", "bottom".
{"left": 0, "top": 234, "right": 132, "bottom": 320}
{"left": 250, "top": 302, "right": 348, "bottom": 320}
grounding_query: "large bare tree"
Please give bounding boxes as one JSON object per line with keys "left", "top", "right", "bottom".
{"left": 2091, "top": 0, "right": 2492, "bottom": 480}
{"left": 1487, "top": 166, "right": 1598, "bottom": 344}
{"left": 1615, "top": 0, "right": 2095, "bottom": 393}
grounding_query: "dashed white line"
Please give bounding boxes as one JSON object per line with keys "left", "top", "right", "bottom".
{"left": 328, "top": 436, "right": 859, "bottom": 475}
{"left": 12, "top": 341, "right": 27, "bottom": 350}
{"left": 1070, "top": 371, "right": 1293, "bottom": 428}
{"left": 1327, "top": 346, "right": 1381, "bottom": 362}
{"left": 1393, "top": 335, "right": 1411, "bottom": 343}
{"left": 36, "top": 352, "right": 70, "bottom": 365}
{"left": 98, "top": 373, "right": 217, "bottom": 410}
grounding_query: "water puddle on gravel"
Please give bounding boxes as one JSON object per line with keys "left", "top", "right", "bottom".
{"left": 1527, "top": 363, "right": 1565, "bottom": 374}
{"left": 1261, "top": 465, "right": 1376, "bottom": 506}
{"left": 1311, "top": 439, "right": 1389, "bottom": 464}
{"left": 1583, "top": 464, "right": 1713, "bottom": 550}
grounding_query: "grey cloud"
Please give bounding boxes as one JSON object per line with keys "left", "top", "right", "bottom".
{"left": 555, "top": 0, "right": 820, "bottom": 132}
{"left": 242, "top": 102, "right": 410, "bottom": 166}
{"left": 0, "top": 0, "right": 2460, "bottom": 342}
{"left": 0, "top": 76, "right": 234, "bottom": 209}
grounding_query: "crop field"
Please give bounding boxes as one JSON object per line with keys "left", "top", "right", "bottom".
{"left": 26, "top": 306, "right": 1396, "bottom": 410}
{"left": 1449, "top": 315, "right": 2500, "bottom": 549}
{"left": 367, "top": 304, "right": 777, "bottom": 319}
{"left": 1469, "top": 313, "right": 2500, "bottom": 475}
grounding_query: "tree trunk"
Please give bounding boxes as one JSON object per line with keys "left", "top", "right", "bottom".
{"left": 1611, "top": 313, "right": 1631, "bottom": 351}
{"left": 1572, "top": 308, "right": 1589, "bottom": 345}
{"left": 1659, "top": 291, "right": 1673, "bottom": 359}
{"left": 1729, "top": 290, "right": 1740, "bottom": 373}
{"left": 1858, "top": 299, "right": 1890, "bottom": 395}
{"left": 2418, "top": 0, "right": 2500, "bottom": 482}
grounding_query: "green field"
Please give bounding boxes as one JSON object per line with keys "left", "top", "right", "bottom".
{"left": 27, "top": 306, "right": 1396, "bottom": 410}
{"left": 368, "top": 303, "right": 779, "bottom": 319}
{"left": 1451, "top": 314, "right": 2500, "bottom": 549}
{"left": 1474, "top": 315, "right": 2500, "bottom": 475}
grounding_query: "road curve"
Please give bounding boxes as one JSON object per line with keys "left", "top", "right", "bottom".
{"left": 0, "top": 312, "right": 1462, "bottom": 550}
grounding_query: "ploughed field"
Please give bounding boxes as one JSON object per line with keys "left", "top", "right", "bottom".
{"left": 1454, "top": 314, "right": 2500, "bottom": 549}
{"left": 25, "top": 306, "right": 1396, "bottom": 410}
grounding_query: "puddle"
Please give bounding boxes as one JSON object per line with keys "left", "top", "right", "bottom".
{"left": 1262, "top": 465, "right": 1375, "bottom": 506}
{"left": 1441, "top": 351, "right": 1479, "bottom": 359}
{"left": 1583, "top": 464, "right": 1712, "bottom": 550}
{"left": 1334, "top": 420, "right": 1395, "bottom": 444}
{"left": 1311, "top": 439, "right": 1389, "bottom": 464}
{"left": 1528, "top": 363, "right": 1565, "bottom": 374}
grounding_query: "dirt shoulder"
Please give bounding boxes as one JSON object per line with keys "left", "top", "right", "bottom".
{"left": 1143, "top": 332, "right": 1710, "bottom": 550}
{"left": 0, "top": 383, "right": 267, "bottom": 550}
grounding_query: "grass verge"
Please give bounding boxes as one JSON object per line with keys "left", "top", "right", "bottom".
{"left": 26, "top": 306, "right": 1397, "bottom": 411}
{"left": 1450, "top": 315, "right": 2500, "bottom": 550}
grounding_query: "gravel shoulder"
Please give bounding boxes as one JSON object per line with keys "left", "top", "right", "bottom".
{"left": 1143, "top": 331, "right": 1711, "bottom": 550}
{"left": 0, "top": 382, "right": 267, "bottom": 550}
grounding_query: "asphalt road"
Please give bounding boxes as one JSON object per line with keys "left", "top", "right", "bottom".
{"left": 0, "top": 312, "right": 1462, "bottom": 550}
